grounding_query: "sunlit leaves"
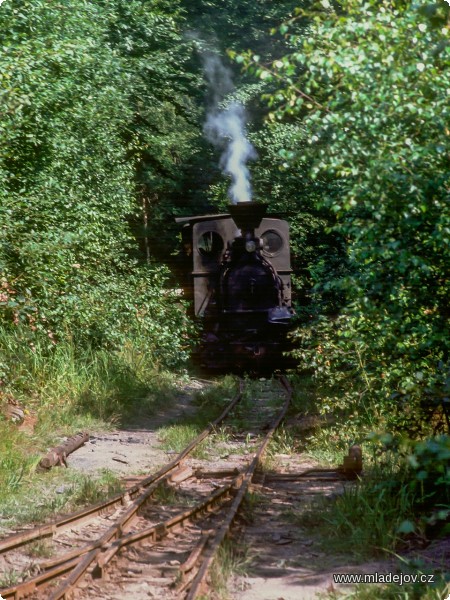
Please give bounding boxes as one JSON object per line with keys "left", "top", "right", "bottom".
{"left": 0, "top": 0, "right": 196, "bottom": 367}
{"left": 256, "top": 1, "right": 450, "bottom": 431}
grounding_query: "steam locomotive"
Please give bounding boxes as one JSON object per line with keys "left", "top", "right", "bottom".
{"left": 176, "top": 202, "right": 294, "bottom": 371}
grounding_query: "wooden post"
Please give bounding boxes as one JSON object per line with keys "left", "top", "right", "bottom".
{"left": 342, "top": 444, "right": 363, "bottom": 475}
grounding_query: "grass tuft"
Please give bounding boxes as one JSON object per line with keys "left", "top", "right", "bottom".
{"left": 290, "top": 460, "right": 425, "bottom": 560}
{"left": 158, "top": 423, "right": 208, "bottom": 458}
{"left": 0, "top": 469, "right": 122, "bottom": 530}
{"left": 210, "top": 538, "right": 252, "bottom": 599}
{"left": 26, "top": 540, "right": 54, "bottom": 558}
{"left": 0, "top": 569, "right": 21, "bottom": 589}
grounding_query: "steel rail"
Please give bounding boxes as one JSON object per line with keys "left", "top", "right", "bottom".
{"left": 0, "top": 478, "right": 163, "bottom": 600}
{"left": 6, "top": 475, "right": 235, "bottom": 600}
{"left": 186, "top": 375, "right": 292, "bottom": 599}
{"left": 0, "top": 558, "right": 79, "bottom": 600}
{"left": 45, "top": 478, "right": 239, "bottom": 600}
{"left": 0, "top": 381, "right": 243, "bottom": 557}
{"left": 94, "top": 480, "right": 238, "bottom": 573}
{"left": 0, "top": 381, "right": 243, "bottom": 600}
{"left": 43, "top": 377, "right": 290, "bottom": 598}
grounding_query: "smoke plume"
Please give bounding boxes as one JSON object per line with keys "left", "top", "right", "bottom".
{"left": 203, "top": 54, "right": 256, "bottom": 203}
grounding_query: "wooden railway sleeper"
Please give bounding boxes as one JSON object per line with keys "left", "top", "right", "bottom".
{"left": 1, "top": 382, "right": 247, "bottom": 599}
{"left": 89, "top": 480, "right": 237, "bottom": 587}
{"left": 0, "top": 383, "right": 243, "bottom": 559}
{"left": 185, "top": 377, "right": 292, "bottom": 599}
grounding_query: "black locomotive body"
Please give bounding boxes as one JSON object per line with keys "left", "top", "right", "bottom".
{"left": 177, "top": 202, "right": 294, "bottom": 371}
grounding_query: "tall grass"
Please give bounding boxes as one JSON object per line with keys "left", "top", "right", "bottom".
{"left": 210, "top": 538, "right": 252, "bottom": 599}
{"left": 0, "top": 467, "right": 122, "bottom": 531}
{"left": 0, "top": 328, "right": 180, "bottom": 525}
{"left": 294, "top": 460, "right": 424, "bottom": 560}
{"left": 0, "top": 424, "right": 38, "bottom": 493}
{"left": 0, "top": 329, "right": 178, "bottom": 428}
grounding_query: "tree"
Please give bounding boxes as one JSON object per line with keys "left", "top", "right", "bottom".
{"left": 0, "top": 0, "right": 195, "bottom": 366}
{"left": 245, "top": 0, "right": 450, "bottom": 431}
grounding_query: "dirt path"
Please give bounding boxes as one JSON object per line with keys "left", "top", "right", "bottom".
{"left": 231, "top": 454, "right": 393, "bottom": 600}
{"left": 68, "top": 378, "right": 204, "bottom": 476}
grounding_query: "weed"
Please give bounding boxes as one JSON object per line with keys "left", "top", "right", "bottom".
{"left": 158, "top": 423, "right": 208, "bottom": 458}
{"left": 0, "top": 332, "right": 182, "bottom": 525}
{"left": 152, "top": 481, "right": 181, "bottom": 505}
{"left": 26, "top": 540, "right": 54, "bottom": 558}
{"left": 287, "top": 460, "right": 424, "bottom": 560}
{"left": 71, "top": 470, "right": 123, "bottom": 506}
{"left": 212, "top": 425, "right": 233, "bottom": 446}
{"left": 210, "top": 538, "right": 252, "bottom": 599}
{"left": 0, "top": 422, "right": 41, "bottom": 517}
{"left": 158, "top": 420, "right": 235, "bottom": 461}
{"left": 0, "top": 332, "right": 180, "bottom": 431}
{"left": 258, "top": 450, "right": 277, "bottom": 473}
{"left": 0, "top": 469, "right": 122, "bottom": 529}
{"left": 267, "top": 426, "right": 298, "bottom": 456}
{"left": 241, "top": 490, "right": 265, "bottom": 524}
{"left": 289, "top": 374, "right": 320, "bottom": 416}
{"left": 0, "top": 569, "right": 21, "bottom": 588}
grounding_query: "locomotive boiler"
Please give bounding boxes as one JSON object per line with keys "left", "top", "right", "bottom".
{"left": 177, "top": 202, "right": 294, "bottom": 371}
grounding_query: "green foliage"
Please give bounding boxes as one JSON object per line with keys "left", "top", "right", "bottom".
{"left": 0, "top": 330, "right": 180, "bottom": 426}
{"left": 0, "top": 0, "right": 199, "bottom": 368}
{"left": 210, "top": 538, "right": 251, "bottom": 599}
{"left": 0, "top": 331, "right": 182, "bottom": 523}
{"left": 370, "top": 433, "right": 450, "bottom": 539}
{"left": 157, "top": 377, "right": 238, "bottom": 458}
{"left": 181, "top": 0, "right": 302, "bottom": 56}
{"left": 0, "top": 423, "right": 38, "bottom": 494}
{"left": 250, "top": 123, "right": 347, "bottom": 314}
{"left": 296, "top": 434, "right": 449, "bottom": 560}
{"left": 158, "top": 423, "right": 202, "bottom": 453}
{"left": 244, "top": 1, "right": 450, "bottom": 432}
{"left": 0, "top": 466, "right": 123, "bottom": 530}
{"left": 71, "top": 470, "right": 123, "bottom": 506}
{"left": 0, "top": 570, "right": 21, "bottom": 590}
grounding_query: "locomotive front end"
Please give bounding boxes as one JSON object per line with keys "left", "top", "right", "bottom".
{"left": 177, "top": 202, "right": 294, "bottom": 371}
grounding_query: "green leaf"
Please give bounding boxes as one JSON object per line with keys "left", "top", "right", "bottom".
{"left": 397, "top": 520, "right": 415, "bottom": 534}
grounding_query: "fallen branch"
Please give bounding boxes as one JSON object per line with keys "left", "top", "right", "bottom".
{"left": 38, "top": 432, "right": 89, "bottom": 471}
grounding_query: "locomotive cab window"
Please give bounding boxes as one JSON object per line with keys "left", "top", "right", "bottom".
{"left": 197, "top": 231, "right": 224, "bottom": 257}
{"left": 261, "top": 230, "right": 283, "bottom": 257}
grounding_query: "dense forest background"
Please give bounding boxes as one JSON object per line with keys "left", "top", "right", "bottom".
{"left": 0, "top": 0, "right": 448, "bottom": 449}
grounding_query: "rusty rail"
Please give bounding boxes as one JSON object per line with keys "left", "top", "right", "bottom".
{"left": 0, "top": 378, "right": 292, "bottom": 600}
{"left": 186, "top": 375, "right": 292, "bottom": 599}
{"left": 0, "top": 381, "right": 243, "bottom": 557}
{"left": 0, "top": 381, "right": 244, "bottom": 600}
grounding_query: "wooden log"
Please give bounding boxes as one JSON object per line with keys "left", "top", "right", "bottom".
{"left": 194, "top": 468, "right": 240, "bottom": 479}
{"left": 38, "top": 432, "right": 89, "bottom": 470}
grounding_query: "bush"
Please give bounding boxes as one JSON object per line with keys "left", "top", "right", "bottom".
{"left": 0, "top": 0, "right": 199, "bottom": 369}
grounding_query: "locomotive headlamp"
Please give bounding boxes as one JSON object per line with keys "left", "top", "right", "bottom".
{"left": 245, "top": 240, "right": 257, "bottom": 252}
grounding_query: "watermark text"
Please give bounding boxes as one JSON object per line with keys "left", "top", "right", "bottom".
{"left": 333, "top": 572, "right": 435, "bottom": 586}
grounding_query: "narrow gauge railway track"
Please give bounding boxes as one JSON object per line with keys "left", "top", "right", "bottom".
{"left": 0, "top": 377, "right": 292, "bottom": 600}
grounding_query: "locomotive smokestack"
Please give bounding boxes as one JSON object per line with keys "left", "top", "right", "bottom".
{"left": 229, "top": 202, "right": 267, "bottom": 235}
